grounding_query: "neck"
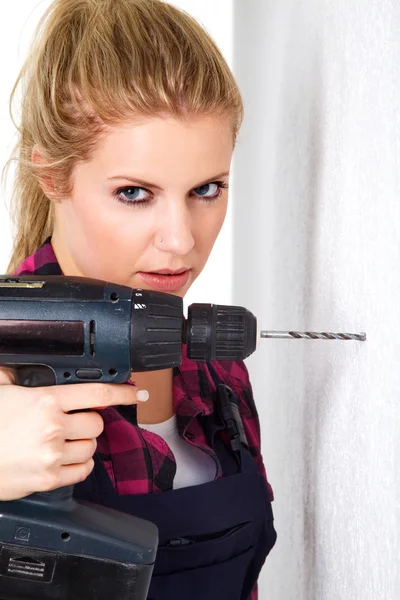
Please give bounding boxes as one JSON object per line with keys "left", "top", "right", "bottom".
{"left": 132, "top": 368, "right": 174, "bottom": 425}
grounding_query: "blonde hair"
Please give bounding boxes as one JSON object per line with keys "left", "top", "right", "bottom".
{"left": 3, "top": 0, "right": 243, "bottom": 273}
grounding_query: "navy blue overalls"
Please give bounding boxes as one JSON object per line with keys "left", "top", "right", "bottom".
{"left": 74, "top": 364, "right": 277, "bottom": 599}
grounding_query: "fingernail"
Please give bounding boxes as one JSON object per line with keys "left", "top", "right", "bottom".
{"left": 137, "top": 389, "right": 149, "bottom": 402}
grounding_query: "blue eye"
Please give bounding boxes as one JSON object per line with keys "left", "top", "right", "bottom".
{"left": 122, "top": 187, "right": 146, "bottom": 200}
{"left": 117, "top": 186, "right": 148, "bottom": 202}
{"left": 193, "top": 182, "right": 229, "bottom": 201}
{"left": 114, "top": 186, "right": 150, "bottom": 204}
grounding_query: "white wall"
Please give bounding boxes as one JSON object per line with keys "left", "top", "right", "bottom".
{"left": 233, "top": 1, "right": 400, "bottom": 599}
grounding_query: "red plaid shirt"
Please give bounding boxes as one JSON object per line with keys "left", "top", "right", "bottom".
{"left": 14, "top": 237, "right": 274, "bottom": 598}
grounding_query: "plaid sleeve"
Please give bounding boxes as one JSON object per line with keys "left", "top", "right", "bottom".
{"left": 214, "top": 360, "right": 274, "bottom": 502}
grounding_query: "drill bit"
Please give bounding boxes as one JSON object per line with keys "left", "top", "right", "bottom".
{"left": 260, "top": 330, "right": 366, "bottom": 341}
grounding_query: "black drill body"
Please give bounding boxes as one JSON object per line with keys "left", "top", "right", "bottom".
{"left": 0, "top": 275, "right": 257, "bottom": 600}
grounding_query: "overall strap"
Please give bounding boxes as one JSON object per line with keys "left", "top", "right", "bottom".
{"left": 205, "top": 363, "right": 249, "bottom": 472}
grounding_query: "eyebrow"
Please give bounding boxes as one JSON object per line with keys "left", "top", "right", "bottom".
{"left": 107, "top": 171, "right": 230, "bottom": 190}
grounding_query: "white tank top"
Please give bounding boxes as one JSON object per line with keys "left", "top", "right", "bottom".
{"left": 139, "top": 415, "right": 216, "bottom": 489}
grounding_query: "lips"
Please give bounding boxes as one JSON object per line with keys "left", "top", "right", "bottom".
{"left": 149, "top": 268, "right": 188, "bottom": 275}
{"left": 137, "top": 269, "right": 191, "bottom": 292}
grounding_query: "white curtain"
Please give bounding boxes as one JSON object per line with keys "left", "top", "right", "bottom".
{"left": 232, "top": 1, "right": 400, "bottom": 598}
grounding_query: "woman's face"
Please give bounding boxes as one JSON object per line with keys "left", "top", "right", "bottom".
{"left": 50, "top": 115, "right": 233, "bottom": 298}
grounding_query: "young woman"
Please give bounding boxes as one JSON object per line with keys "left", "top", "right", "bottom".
{"left": 0, "top": 1, "right": 277, "bottom": 598}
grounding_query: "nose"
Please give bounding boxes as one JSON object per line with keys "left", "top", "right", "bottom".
{"left": 155, "top": 198, "right": 195, "bottom": 256}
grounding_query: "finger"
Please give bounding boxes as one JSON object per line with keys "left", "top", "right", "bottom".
{"left": 92, "top": 387, "right": 149, "bottom": 410}
{"left": 64, "top": 411, "right": 104, "bottom": 441}
{"left": 0, "top": 368, "right": 16, "bottom": 385}
{"left": 52, "top": 460, "right": 95, "bottom": 490}
{"left": 55, "top": 383, "right": 148, "bottom": 413}
{"left": 62, "top": 439, "right": 97, "bottom": 466}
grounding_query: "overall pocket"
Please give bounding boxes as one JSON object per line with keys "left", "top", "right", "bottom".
{"left": 155, "top": 520, "right": 255, "bottom": 576}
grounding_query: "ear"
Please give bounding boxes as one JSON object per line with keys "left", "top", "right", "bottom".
{"left": 31, "top": 145, "right": 60, "bottom": 201}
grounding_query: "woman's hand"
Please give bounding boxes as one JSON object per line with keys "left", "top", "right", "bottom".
{"left": 0, "top": 367, "right": 148, "bottom": 501}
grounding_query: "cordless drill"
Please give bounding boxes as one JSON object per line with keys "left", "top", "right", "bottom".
{"left": 0, "top": 275, "right": 257, "bottom": 600}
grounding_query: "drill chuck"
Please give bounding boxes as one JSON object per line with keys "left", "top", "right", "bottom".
{"left": 186, "top": 304, "right": 257, "bottom": 362}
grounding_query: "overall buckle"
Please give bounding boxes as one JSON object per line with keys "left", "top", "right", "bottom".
{"left": 217, "top": 384, "right": 249, "bottom": 453}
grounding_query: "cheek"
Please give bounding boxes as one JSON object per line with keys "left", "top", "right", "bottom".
{"left": 67, "top": 196, "right": 126, "bottom": 251}
{"left": 194, "top": 201, "right": 228, "bottom": 253}
{"left": 62, "top": 195, "right": 150, "bottom": 279}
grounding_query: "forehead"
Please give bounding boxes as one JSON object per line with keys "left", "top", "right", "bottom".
{"left": 90, "top": 115, "right": 233, "bottom": 183}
